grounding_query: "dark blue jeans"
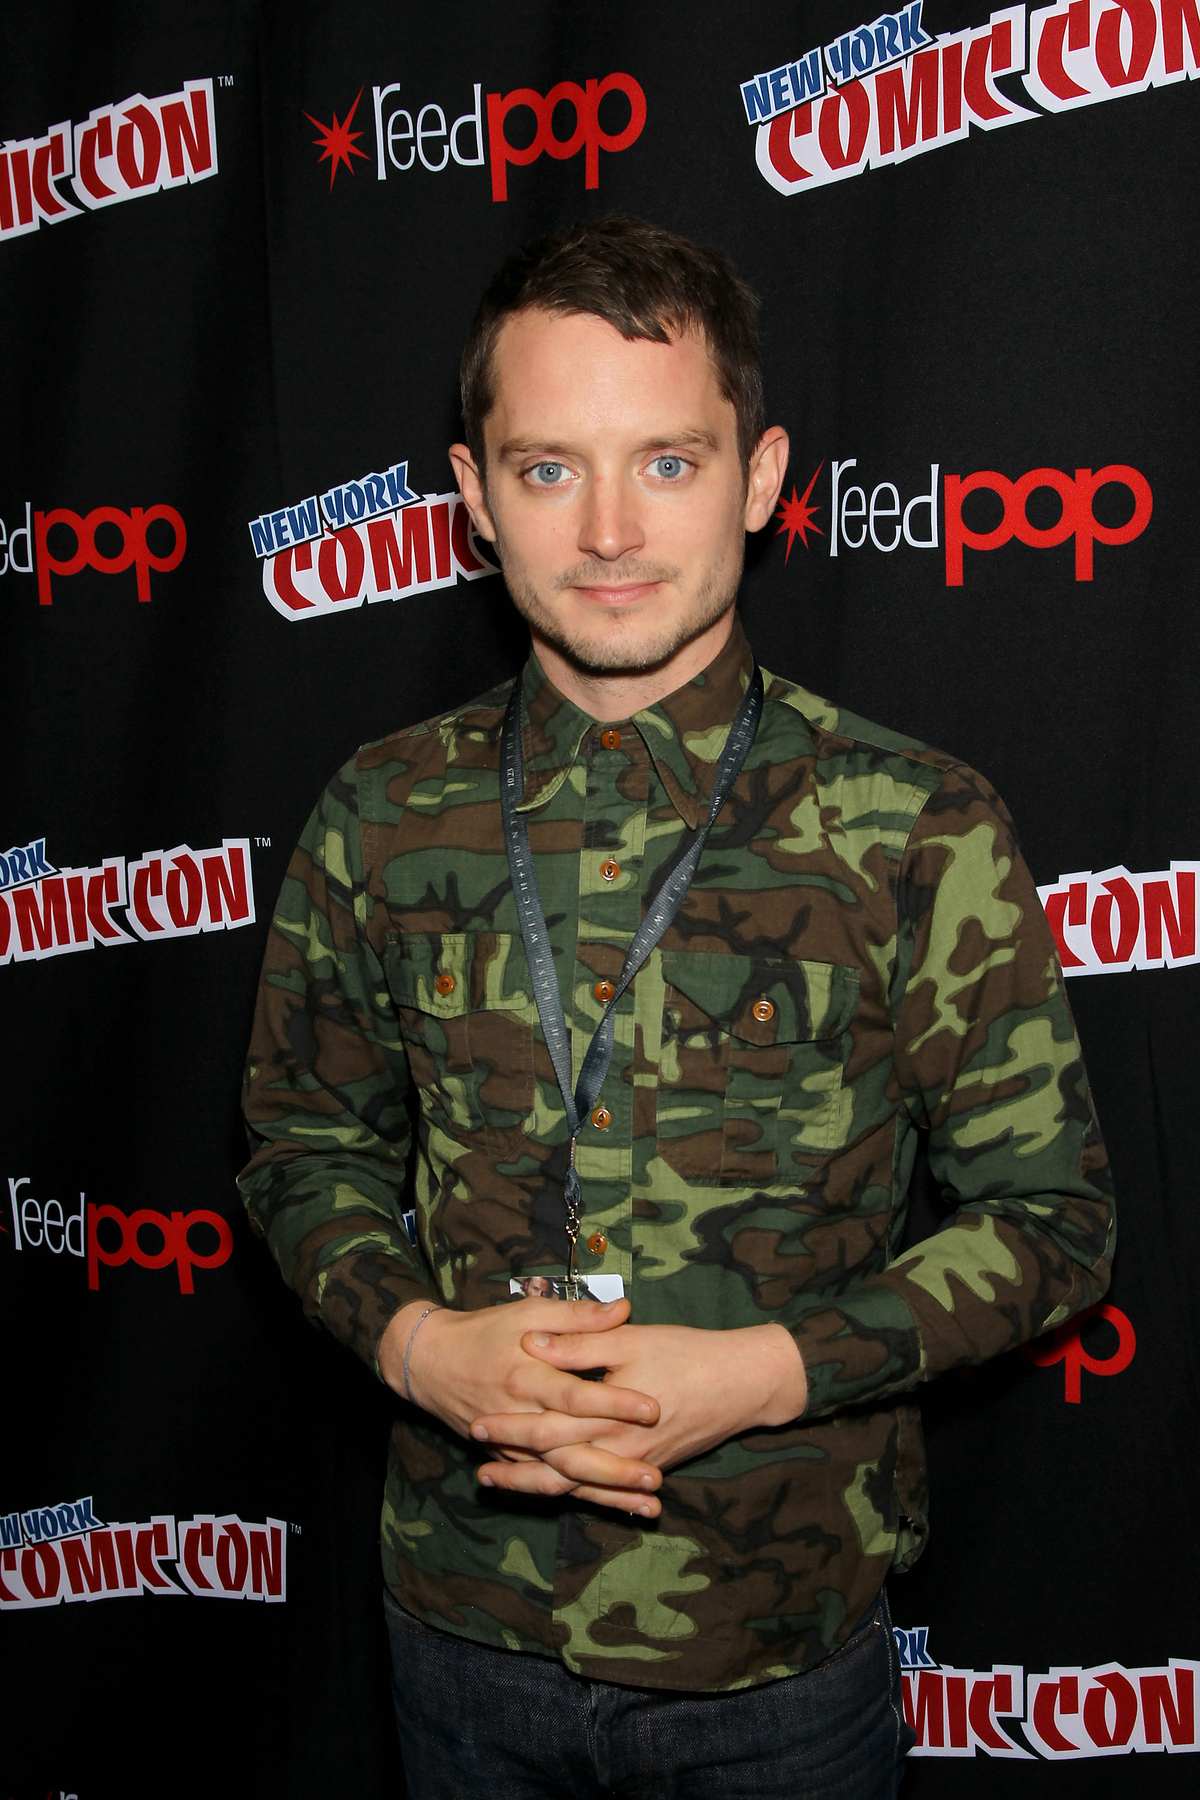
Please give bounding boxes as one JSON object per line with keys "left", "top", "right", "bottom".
{"left": 384, "top": 1585, "right": 914, "bottom": 1798}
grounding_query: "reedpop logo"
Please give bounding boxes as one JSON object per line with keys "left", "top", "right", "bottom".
{"left": 774, "top": 457, "right": 1152, "bottom": 584}
{"left": 305, "top": 70, "right": 646, "bottom": 201}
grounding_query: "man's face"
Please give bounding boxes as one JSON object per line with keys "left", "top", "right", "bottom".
{"left": 450, "top": 309, "right": 785, "bottom": 683}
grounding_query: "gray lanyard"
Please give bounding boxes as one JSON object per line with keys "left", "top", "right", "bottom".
{"left": 499, "top": 666, "right": 764, "bottom": 1281}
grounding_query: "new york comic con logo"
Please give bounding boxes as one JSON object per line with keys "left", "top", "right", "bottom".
{"left": 248, "top": 457, "right": 496, "bottom": 620}
{"left": 0, "top": 835, "right": 254, "bottom": 965}
{"left": 1, "top": 79, "right": 216, "bottom": 240}
{"left": 894, "top": 1625, "right": 1200, "bottom": 1758}
{"left": 773, "top": 455, "right": 1151, "bottom": 584}
{"left": 303, "top": 70, "right": 645, "bottom": 201}
{"left": 741, "top": 1, "right": 1200, "bottom": 193}
{"left": 0, "top": 1496, "right": 288, "bottom": 1609}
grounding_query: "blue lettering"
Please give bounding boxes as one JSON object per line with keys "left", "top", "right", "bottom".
{"left": 343, "top": 482, "right": 367, "bottom": 523}
{"left": 740, "top": 74, "right": 774, "bottom": 124}
{"left": 73, "top": 1497, "right": 103, "bottom": 1531}
{"left": 899, "top": 1, "right": 933, "bottom": 55}
{"left": 768, "top": 67, "right": 790, "bottom": 111}
{"left": 384, "top": 462, "right": 418, "bottom": 509}
{"left": 825, "top": 34, "right": 852, "bottom": 85}
{"left": 269, "top": 508, "right": 289, "bottom": 547}
{"left": 247, "top": 516, "right": 276, "bottom": 557}
{"left": 319, "top": 486, "right": 346, "bottom": 528}
{"left": 9, "top": 848, "right": 28, "bottom": 882}
{"left": 0, "top": 853, "right": 9, "bottom": 887}
{"left": 285, "top": 495, "right": 321, "bottom": 546}
{"left": 852, "top": 27, "right": 876, "bottom": 74}
{"left": 788, "top": 50, "right": 825, "bottom": 103}
{"left": 27, "top": 839, "right": 53, "bottom": 879}
{"left": 877, "top": 17, "right": 901, "bottom": 60}
{"left": 0, "top": 1512, "right": 21, "bottom": 1548}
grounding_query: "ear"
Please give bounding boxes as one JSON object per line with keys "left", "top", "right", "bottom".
{"left": 743, "top": 427, "right": 790, "bottom": 533}
{"left": 448, "top": 443, "right": 498, "bottom": 543}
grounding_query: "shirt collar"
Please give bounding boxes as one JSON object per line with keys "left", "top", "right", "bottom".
{"left": 515, "top": 617, "right": 756, "bottom": 828}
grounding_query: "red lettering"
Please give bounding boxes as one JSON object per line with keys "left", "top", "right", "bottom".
{"left": 116, "top": 104, "right": 162, "bottom": 190}
{"left": 1095, "top": 0, "right": 1159, "bottom": 89}
{"left": 1140, "top": 1665, "right": 1197, "bottom": 1747}
{"left": 160, "top": 84, "right": 216, "bottom": 181}
{"left": 61, "top": 1530, "right": 118, "bottom": 1595}
{"left": 1026, "top": 1302, "right": 1136, "bottom": 1402}
{"left": 1083, "top": 1668, "right": 1139, "bottom": 1748}
{"left": 87, "top": 1203, "right": 233, "bottom": 1293}
{"left": 11, "top": 877, "right": 70, "bottom": 954}
{"left": 875, "top": 50, "right": 942, "bottom": 155}
{"left": 486, "top": 71, "right": 645, "bottom": 202}
{"left": 248, "top": 1523, "right": 286, "bottom": 1600}
{"left": 1090, "top": 874, "right": 1140, "bottom": 963}
{"left": 317, "top": 524, "right": 366, "bottom": 603}
{"left": 1162, "top": 0, "right": 1200, "bottom": 72}
{"left": 818, "top": 81, "right": 871, "bottom": 169}
{"left": 34, "top": 503, "right": 186, "bottom": 605}
{"left": 1142, "top": 870, "right": 1197, "bottom": 962}
{"left": 164, "top": 852, "right": 203, "bottom": 931}
{"left": 201, "top": 844, "right": 253, "bottom": 927}
{"left": 1031, "top": 1673, "right": 1081, "bottom": 1755}
{"left": 766, "top": 104, "right": 815, "bottom": 184}
{"left": 943, "top": 465, "right": 1151, "bottom": 585}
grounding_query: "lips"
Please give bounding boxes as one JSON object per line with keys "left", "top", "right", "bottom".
{"left": 571, "top": 581, "right": 662, "bottom": 605}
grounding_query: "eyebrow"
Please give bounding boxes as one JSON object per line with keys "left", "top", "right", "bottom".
{"left": 496, "top": 429, "right": 721, "bottom": 462}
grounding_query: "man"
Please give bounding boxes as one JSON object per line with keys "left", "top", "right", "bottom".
{"left": 240, "top": 216, "right": 1114, "bottom": 1797}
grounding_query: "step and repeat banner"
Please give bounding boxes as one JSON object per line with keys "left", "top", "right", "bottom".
{"left": 2, "top": 1, "right": 1197, "bottom": 1794}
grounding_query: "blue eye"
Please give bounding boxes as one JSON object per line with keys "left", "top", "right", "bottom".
{"left": 649, "top": 455, "right": 688, "bottom": 480}
{"left": 528, "top": 461, "right": 567, "bottom": 485}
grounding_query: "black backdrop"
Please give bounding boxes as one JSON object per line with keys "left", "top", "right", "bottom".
{"left": 3, "top": 2, "right": 1198, "bottom": 1794}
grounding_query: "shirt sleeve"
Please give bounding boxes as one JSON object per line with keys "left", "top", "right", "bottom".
{"left": 787, "top": 761, "right": 1116, "bottom": 1419}
{"left": 237, "top": 754, "right": 436, "bottom": 1374}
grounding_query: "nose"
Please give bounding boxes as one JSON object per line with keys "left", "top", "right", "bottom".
{"left": 577, "top": 473, "right": 645, "bottom": 563}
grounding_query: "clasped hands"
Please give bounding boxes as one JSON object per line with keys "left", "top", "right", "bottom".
{"left": 382, "top": 1295, "right": 808, "bottom": 1518}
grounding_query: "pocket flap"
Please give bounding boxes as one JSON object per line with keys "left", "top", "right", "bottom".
{"left": 659, "top": 949, "right": 858, "bottom": 1046}
{"left": 385, "top": 932, "right": 532, "bottom": 1016}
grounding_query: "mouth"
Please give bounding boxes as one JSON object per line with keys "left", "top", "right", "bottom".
{"left": 570, "top": 581, "right": 662, "bottom": 606}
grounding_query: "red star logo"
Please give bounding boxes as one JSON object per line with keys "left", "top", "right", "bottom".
{"left": 304, "top": 89, "right": 369, "bottom": 189}
{"left": 775, "top": 461, "right": 826, "bottom": 562}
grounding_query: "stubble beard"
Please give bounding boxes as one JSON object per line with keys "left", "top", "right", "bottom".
{"left": 501, "top": 553, "right": 744, "bottom": 679}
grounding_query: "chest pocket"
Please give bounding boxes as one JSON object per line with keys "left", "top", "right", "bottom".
{"left": 656, "top": 950, "right": 859, "bottom": 1188}
{"left": 384, "top": 932, "right": 535, "bottom": 1150}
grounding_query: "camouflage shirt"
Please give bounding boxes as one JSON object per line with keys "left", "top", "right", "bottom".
{"left": 239, "top": 616, "right": 1114, "bottom": 1692}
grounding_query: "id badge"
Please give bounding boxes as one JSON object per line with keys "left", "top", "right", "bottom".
{"left": 510, "top": 1273, "right": 625, "bottom": 1302}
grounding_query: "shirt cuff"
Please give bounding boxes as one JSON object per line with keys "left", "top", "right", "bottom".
{"left": 786, "top": 1284, "right": 923, "bottom": 1419}
{"left": 315, "top": 1247, "right": 440, "bottom": 1378}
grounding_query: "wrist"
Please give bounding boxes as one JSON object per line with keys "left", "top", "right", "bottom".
{"left": 379, "top": 1299, "right": 443, "bottom": 1400}
{"left": 749, "top": 1324, "right": 809, "bottom": 1428}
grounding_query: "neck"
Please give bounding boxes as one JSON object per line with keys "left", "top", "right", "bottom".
{"left": 530, "top": 611, "right": 737, "bottom": 721}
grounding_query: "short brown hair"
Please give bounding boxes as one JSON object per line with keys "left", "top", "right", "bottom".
{"left": 460, "top": 215, "right": 765, "bottom": 470}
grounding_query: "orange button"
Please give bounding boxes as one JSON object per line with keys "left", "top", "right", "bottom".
{"left": 751, "top": 997, "right": 775, "bottom": 1022}
{"left": 587, "top": 1232, "right": 608, "bottom": 1256}
{"left": 600, "top": 728, "right": 622, "bottom": 750}
{"left": 591, "top": 1105, "right": 613, "bottom": 1130}
{"left": 434, "top": 972, "right": 456, "bottom": 996}
{"left": 593, "top": 979, "right": 616, "bottom": 1004}
{"left": 600, "top": 859, "right": 621, "bottom": 883}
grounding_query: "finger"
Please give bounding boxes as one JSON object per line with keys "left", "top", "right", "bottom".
{"left": 522, "top": 1328, "right": 632, "bottom": 1371}
{"left": 515, "top": 1365, "right": 659, "bottom": 1426}
{"left": 518, "top": 1296, "right": 630, "bottom": 1333}
{"left": 542, "top": 1440, "right": 661, "bottom": 1493}
{"left": 476, "top": 1459, "right": 661, "bottom": 1517}
{"left": 477, "top": 1440, "right": 659, "bottom": 1494}
{"left": 570, "top": 1484, "right": 662, "bottom": 1519}
{"left": 471, "top": 1408, "right": 654, "bottom": 1457}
